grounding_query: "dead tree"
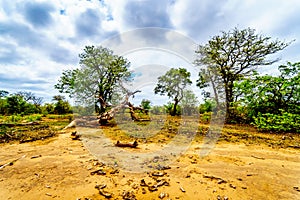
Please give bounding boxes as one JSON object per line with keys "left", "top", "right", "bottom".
{"left": 97, "top": 90, "right": 150, "bottom": 125}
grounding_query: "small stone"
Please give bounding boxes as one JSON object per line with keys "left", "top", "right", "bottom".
{"left": 293, "top": 186, "right": 300, "bottom": 192}
{"left": 180, "top": 186, "right": 186, "bottom": 192}
{"left": 159, "top": 192, "right": 168, "bottom": 199}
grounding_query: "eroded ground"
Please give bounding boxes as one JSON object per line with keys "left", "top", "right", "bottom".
{"left": 0, "top": 126, "right": 300, "bottom": 200}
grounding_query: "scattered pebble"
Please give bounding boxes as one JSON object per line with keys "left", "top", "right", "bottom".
{"left": 159, "top": 192, "right": 168, "bottom": 199}
{"left": 293, "top": 186, "right": 300, "bottom": 192}
{"left": 229, "top": 184, "right": 236, "bottom": 189}
{"left": 180, "top": 186, "right": 186, "bottom": 192}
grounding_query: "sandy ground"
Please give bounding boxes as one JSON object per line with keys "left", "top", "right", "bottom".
{"left": 0, "top": 128, "right": 300, "bottom": 200}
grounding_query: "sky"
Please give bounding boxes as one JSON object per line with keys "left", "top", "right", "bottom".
{"left": 0, "top": 0, "right": 300, "bottom": 105}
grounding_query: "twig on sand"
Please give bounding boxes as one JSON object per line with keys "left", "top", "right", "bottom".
{"left": 0, "top": 155, "right": 26, "bottom": 169}
{"left": 251, "top": 155, "right": 265, "bottom": 160}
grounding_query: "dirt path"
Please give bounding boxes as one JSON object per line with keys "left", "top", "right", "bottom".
{"left": 0, "top": 129, "right": 299, "bottom": 200}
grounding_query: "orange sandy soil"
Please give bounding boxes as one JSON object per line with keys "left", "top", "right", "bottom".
{"left": 0, "top": 127, "right": 299, "bottom": 200}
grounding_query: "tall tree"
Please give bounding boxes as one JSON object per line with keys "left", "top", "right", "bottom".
{"left": 55, "top": 46, "right": 132, "bottom": 114}
{"left": 195, "top": 27, "right": 290, "bottom": 121}
{"left": 154, "top": 68, "right": 192, "bottom": 116}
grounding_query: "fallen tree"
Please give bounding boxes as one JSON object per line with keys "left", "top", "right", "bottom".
{"left": 97, "top": 89, "right": 150, "bottom": 125}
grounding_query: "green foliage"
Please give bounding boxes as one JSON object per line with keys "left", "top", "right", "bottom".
{"left": 235, "top": 62, "right": 300, "bottom": 119}
{"left": 140, "top": 99, "right": 151, "bottom": 110}
{"left": 154, "top": 68, "right": 192, "bottom": 116}
{"left": 8, "top": 114, "right": 22, "bottom": 123}
{"left": 52, "top": 96, "right": 72, "bottom": 115}
{"left": 234, "top": 62, "right": 300, "bottom": 131}
{"left": 0, "top": 91, "right": 43, "bottom": 115}
{"left": 55, "top": 45, "right": 132, "bottom": 114}
{"left": 195, "top": 27, "right": 290, "bottom": 121}
{"left": 164, "top": 102, "right": 181, "bottom": 115}
{"left": 0, "top": 90, "right": 9, "bottom": 98}
{"left": 253, "top": 111, "right": 300, "bottom": 133}
{"left": 25, "top": 114, "right": 42, "bottom": 122}
{"left": 150, "top": 105, "right": 165, "bottom": 115}
{"left": 181, "top": 90, "right": 199, "bottom": 116}
{"left": 200, "top": 112, "right": 212, "bottom": 123}
{"left": 199, "top": 99, "right": 216, "bottom": 114}
{"left": 42, "top": 103, "right": 55, "bottom": 114}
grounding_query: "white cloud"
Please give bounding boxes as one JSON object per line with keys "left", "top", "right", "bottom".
{"left": 0, "top": 0, "right": 299, "bottom": 103}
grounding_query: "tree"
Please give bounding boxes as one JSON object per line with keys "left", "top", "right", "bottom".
{"left": 181, "top": 90, "right": 199, "bottom": 116}
{"left": 235, "top": 61, "right": 300, "bottom": 119}
{"left": 16, "top": 91, "right": 43, "bottom": 111}
{"left": 5, "top": 95, "right": 26, "bottom": 115}
{"left": 52, "top": 95, "right": 72, "bottom": 114}
{"left": 0, "top": 90, "right": 9, "bottom": 98}
{"left": 195, "top": 27, "right": 290, "bottom": 122}
{"left": 154, "top": 68, "right": 192, "bottom": 116}
{"left": 55, "top": 46, "right": 132, "bottom": 114}
{"left": 140, "top": 99, "right": 151, "bottom": 110}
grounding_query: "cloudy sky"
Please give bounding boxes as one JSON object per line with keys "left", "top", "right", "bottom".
{"left": 0, "top": 0, "right": 299, "bottom": 104}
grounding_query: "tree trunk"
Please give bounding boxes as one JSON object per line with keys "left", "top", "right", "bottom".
{"left": 172, "top": 99, "right": 179, "bottom": 116}
{"left": 97, "top": 90, "right": 150, "bottom": 125}
{"left": 225, "top": 82, "right": 234, "bottom": 122}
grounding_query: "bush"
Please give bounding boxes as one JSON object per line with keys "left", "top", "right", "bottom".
{"left": 8, "top": 114, "right": 22, "bottom": 123}
{"left": 252, "top": 111, "right": 300, "bottom": 133}
{"left": 164, "top": 102, "right": 181, "bottom": 116}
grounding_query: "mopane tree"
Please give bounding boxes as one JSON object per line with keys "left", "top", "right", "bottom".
{"left": 55, "top": 46, "right": 132, "bottom": 114}
{"left": 195, "top": 27, "right": 290, "bottom": 121}
{"left": 154, "top": 68, "right": 192, "bottom": 116}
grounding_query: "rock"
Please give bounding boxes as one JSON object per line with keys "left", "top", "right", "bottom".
{"left": 140, "top": 179, "right": 147, "bottom": 187}
{"left": 293, "top": 186, "right": 300, "bottom": 192}
{"left": 159, "top": 192, "right": 168, "bottom": 199}
{"left": 180, "top": 186, "right": 186, "bottom": 192}
{"left": 122, "top": 191, "right": 136, "bottom": 200}
{"left": 99, "top": 190, "right": 112, "bottom": 198}
{"left": 148, "top": 185, "right": 158, "bottom": 192}
{"left": 95, "top": 184, "right": 106, "bottom": 189}
{"left": 217, "top": 179, "right": 227, "bottom": 184}
{"left": 152, "top": 171, "right": 166, "bottom": 177}
{"left": 90, "top": 169, "right": 106, "bottom": 175}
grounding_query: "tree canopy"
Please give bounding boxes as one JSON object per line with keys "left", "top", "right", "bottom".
{"left": 195, "top": 27, "right": 290, "bottom": 121}
{"left": 55, "top": 46, "right": 132, "bottom": 114}
{"left": 154, "top": 68, "right": 192, "bottom": 116}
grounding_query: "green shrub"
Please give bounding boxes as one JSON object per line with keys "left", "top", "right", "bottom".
{"left": 252, "top": 111, "right": 300, "bottom": 133}
{"left": 8, "top": 114, "right": 22, "bottom": 123}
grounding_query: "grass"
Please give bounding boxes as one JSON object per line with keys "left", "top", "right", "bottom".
{"left": 0, "top": 112, "right": 299, "bottom": 149}
{"left": 0, "top": 114, "right": 72, "bottom": 143}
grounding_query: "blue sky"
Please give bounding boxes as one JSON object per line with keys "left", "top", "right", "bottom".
{"left": 0, "top": 0, "right": 299, "bottom": 104}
